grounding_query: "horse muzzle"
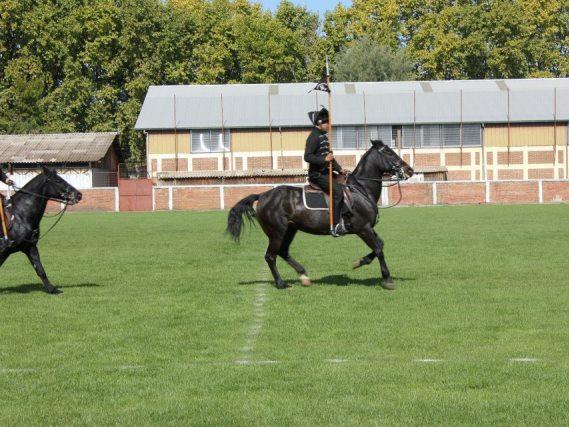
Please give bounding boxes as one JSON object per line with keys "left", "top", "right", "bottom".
{"left": 63, "top": 191, "right": 82, "bottom": 205}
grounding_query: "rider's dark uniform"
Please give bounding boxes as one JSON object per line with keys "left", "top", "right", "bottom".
{"left": 0, "top": 168, "right": 9, "bottom": 185}
{"left": 304, "top": 108, "right": 346, "bottom": 232}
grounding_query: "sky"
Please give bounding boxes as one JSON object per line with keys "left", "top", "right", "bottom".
{"left": 258, "top": 0, "right": 352, "bottom": 16}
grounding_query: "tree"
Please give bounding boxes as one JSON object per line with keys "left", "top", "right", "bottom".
{"left": 334, "top": 38, "right": 415, "bottom": 82}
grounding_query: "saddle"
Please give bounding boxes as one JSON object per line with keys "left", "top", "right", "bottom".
{"left": 302, "top": 175, "right": 354, "bottom": 211}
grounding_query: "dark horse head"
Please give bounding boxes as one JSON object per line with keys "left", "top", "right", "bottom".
{"left": 35, "top": 165, "right": 82, "bottom": 205}
{"left": 352, "top": 139, "right": 414, "bottom": 181}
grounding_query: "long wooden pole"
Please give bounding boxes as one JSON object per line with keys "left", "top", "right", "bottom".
{"left": 363, "top": 91, "right": 368, "bottom": 150}
{"left": 173, "top": 94, "right": 179, "bottom": 172}
{"left": 326, "top": 57, "right": 334, "bottom": 233}
{"left": 268, "top": 91, "right": 274, "bottom": 169}
{"left": 507, "top": 88, "right": 511, "bottom": 166}
{"left": 221, "top": 93, "right": 226, "bottom": 172}
{"left": 553, "top": 88, "right": 557, "bottom": 174}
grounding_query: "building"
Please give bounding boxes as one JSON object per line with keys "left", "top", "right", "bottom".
{"left": 135, "top": 79, "right": 569, "bottom": 183}
{"left": 0, "top": 132, "right": 120, "bottom": 189}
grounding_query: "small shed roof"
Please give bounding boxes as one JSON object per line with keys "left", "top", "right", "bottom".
{"left": 0, "top": 132, "right": 118, "bottom": 164}
{"left": 135, "top": 78, "right": 569, "bottom": 130}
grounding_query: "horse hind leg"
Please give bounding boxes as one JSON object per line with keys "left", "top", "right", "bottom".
{"left": 265, "top": 234, "right": 291, "bottom": 290}
{"left": 278, "top": 227, "right": 311, "bottom": 286}
{"left": 353, "top": 251, "right": 376, "bottom": 270}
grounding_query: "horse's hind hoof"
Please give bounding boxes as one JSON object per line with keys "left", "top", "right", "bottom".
{"left": 47, "top": 287, "right": 62, "bottom": 295}
{"left": 352, "top": 259, "right": 362, "bottom": 269}
{"left": 381, "top": 281, "right": 395, "bottom": 291}
{"left": 300, "top": 274, "right": 311, "bottom": 286}
{"left": 276, "top": 282, "right": 291, "bottom": 290}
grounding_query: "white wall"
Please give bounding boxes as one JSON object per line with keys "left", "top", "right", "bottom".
{"left": 0, "top": 168, "right": 93, "bottom": 191}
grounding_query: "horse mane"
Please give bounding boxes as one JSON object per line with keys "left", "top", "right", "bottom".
{"left": 351, "top": 145, "right": 375, "bottom": 176}
{"left": 10, "top": 172, "right": 46, "bottom": 203}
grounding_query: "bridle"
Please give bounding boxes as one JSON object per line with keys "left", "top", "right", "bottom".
{"left": 350, "top": 145, "right": 410, "bottom": 209}
{"left": 8, "top": 175, "right": 80, "bottom": 242}
{"left": 12, "top": 176, "right": 80, "bottom": 206}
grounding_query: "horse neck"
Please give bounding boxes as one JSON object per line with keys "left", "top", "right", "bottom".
{"left": 12, "top": 179, "right": 49, "bottom": 229}
{"left": 351, "top": 155, "right": 383, "bottom": 203}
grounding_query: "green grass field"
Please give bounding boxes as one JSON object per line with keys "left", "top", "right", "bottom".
{"left": 1, "top": 205, "right": 568, "bottom": 425}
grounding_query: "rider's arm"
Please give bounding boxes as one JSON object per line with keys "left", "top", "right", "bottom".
{"left": 0, "top": 168, "right": 8, "bottom": 184}
{"left": 304, "top": 134, "right": 326, "bottom": 166}
{"left": 332, "top": 159, "right": 342, "bottom": 173}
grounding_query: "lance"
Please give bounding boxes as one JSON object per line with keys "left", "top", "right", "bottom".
{"left": 325, "top": 56, "right": 334, "bottom": 234}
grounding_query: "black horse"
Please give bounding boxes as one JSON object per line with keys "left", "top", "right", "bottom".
{"left": 0, "top": 166, "right": 82, "bottom": 294}
{"left": 227, "top": 140, "right": 414, "bottom": 290}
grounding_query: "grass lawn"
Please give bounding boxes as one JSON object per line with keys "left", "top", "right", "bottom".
{"left": 0, "top": 204, "right": 568, "bottom": 425}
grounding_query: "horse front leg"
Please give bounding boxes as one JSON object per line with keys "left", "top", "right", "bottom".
{"left": 24, "top": 246, "right": 60, "bottom": 294}
{"left": 358, "top": 226, "right": 394, "bottom": 290}
{"left": 353, "top": 251, "right": 376, "bottom": 269}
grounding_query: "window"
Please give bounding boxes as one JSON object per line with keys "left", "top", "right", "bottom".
{"left": 332, "top": 125, "right": 396, "bottom": 150}
{"left": 402, "top": 124, "right": 481, "bottom": 148}
{"left": 191, "top": 129, "right": 230, "bottom": 153}
{"left": 333, "top": 126, "right": 358, "bottom": 150}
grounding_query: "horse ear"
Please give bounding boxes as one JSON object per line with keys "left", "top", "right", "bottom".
{"left": 371, "top": 139, "right": 385, "bottom": 148}
{"left": 40, "top": 165, "right": 56, "bottom": 176}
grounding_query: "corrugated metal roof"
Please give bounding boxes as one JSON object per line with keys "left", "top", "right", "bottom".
{"left": 135, "top": 78, "right": 569, "bottom": 130}
{"left": 0, "top": 132, "right": 118, "bottom": 164}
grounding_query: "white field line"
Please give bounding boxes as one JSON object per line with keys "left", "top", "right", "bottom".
{"left": 0, "top": 368, "right": 39, "bottom": 373}
{"left": 414, "top": 358, "right": 443, "bottom": 363}
{"left": 237, "top": 275, "right": 269, "bottom": 364}
{"left": 1, "top": 357, "right": 549, "bottom": 373}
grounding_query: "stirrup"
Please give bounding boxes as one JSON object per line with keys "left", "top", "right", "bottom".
{"left": 330, "top": 220, "right": 347, "bottom": 238}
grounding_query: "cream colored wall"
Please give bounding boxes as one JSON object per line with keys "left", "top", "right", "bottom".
{"left": 484, "top": 124, "right": 568, "bottom": 147}
{"left": 231, "top": 129, "right": 310, "bottom": 153}
{"left": 148, "top": 132, "right": 191, "bottom": 155}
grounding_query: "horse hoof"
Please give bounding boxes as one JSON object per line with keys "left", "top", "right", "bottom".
{"left": 381, "top": 281, "right": 395, "bottom": 291}
{"left": 276, "top": 282, "right": 291, "bottom": 290}
{"left": 300, "top": 274, "right": 311, "bottom": 286}
{"left": 352, "top": 259, "right": 362, "bottom": 269}
{"left": 47, "top": 287, "right": 62, "bottom": 295}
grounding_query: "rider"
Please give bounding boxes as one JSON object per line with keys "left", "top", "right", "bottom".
{"left": 304, "top": 107, "right": 350, "bottom": 237}
{"left": 0, "top": 165, "right": 15, "bottom": 243}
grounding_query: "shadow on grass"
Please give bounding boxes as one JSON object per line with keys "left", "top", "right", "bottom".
{"left": 239, "top": 275, "right": 415, "bottom": 287}
{"left": 0, "top": 283, "right": 100, "bottom": 294}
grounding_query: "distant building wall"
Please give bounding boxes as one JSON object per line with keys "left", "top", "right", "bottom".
{"left": 146, "top": 124, "right": 569, "bottom": 182}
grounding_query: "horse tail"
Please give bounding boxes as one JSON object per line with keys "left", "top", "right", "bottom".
{"left": 226, "top": 194, "right": 260, "bottom": 242}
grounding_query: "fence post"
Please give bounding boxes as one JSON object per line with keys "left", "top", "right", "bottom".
{"left": 168, "top": 186, "right": 173, "bottom": 211}
{"left": 381, "top": 186, "right": 389, "bottom": 206}
{"left": 220, "top": 186, "right": 225, "bottom": 210}
{"left": 432, "top": 182, "right": 437, "bottom": 205}
{"left": 485, "top": 180, "right": 491, "bottom": 204}
{"left": 115, "top": 187, "right": 120, "bottom": 212}
{"left": 538, "top": 180, "right": 543, "bottom": 204}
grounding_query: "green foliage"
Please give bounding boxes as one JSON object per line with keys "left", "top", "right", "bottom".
{"left": 0, "top": 0, "right": 567, "bottom": 160}
{"left": 327, "top": 0, "right": 569, "bottom": 80}
{"left": 334, "top": 37, "right": 415, "bottom": 82}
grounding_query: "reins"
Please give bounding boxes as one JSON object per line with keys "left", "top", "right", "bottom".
{"left": 8, "top": 182, "right": 75, "bottom": 242}
{"left": 350, "top": 175, "right": 404, "bottom": 209}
